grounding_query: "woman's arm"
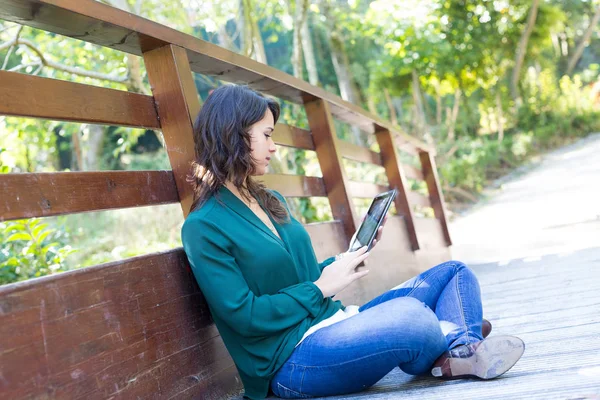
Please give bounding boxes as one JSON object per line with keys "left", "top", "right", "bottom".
{"left": 182, "top": 219, "right": 324, "bottom": 338}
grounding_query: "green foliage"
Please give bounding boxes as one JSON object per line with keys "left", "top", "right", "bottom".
{"left": 0, "top": 148, "right": 10, "bottom": 174}
{"left": 0, "top": 219, "right": 76, "bottom": 285}
{"left": 441, "top": 71, "right": 600, "bottom": 201}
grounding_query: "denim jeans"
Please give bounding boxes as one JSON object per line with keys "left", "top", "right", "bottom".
{"left": 270, "top": 260, "right": 484, "bottom": 399}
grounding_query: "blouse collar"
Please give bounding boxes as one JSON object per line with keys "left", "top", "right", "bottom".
{"left": 218, "top": 186, "right": 285, "bottom": 246}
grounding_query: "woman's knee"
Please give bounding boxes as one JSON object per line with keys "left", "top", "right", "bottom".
{"left": 437, "top": 259, "right": 468, "bottom": 272}
{"left": 376, "top": 298, "right": 443, "bottom": 339}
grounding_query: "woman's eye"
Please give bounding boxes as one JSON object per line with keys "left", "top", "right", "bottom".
{"left": 264, "top": 133, "right": 272, "bottom": 138}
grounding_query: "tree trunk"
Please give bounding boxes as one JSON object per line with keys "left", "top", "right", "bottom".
{"left": 250, "top": 8, "right": 267, "bottom": 64}
{"left": 71, "top": 131, "right": 83, "bottom": 171}
{"left": 411, "top": 69, "right": 427, "bottom": 136}
{"left": 240, "top": 0, "right": 253, "bottom": 58}
{"left": 329, "top": 34, "right": 360, "bottom": 105}
{"left": 367, "top": 96, "right": 377, "bottom": 115}
{"left": 217, "top": 24, "right": 236, "bottom": 51}
{"left": 446, "top": 88, "right": 461, "bottom": 141}
{"left": 496, "top": 91, "right": 504, "bottom": 142}
{"left": 511, "top": 0, "right": 540, "bottom": 102}
{"left": 328, "top": 29, "right": 362, "bottom": 142}
{"left": 383, "top": 88, "right": 398, "bottom": 125}
{"left": 83, "top": 125, "right": 105, "bottom": 171}
{"left": 291, "top": 0, "right": 309, "bottom": 79}
{"left": 301, "top": 14, "right": 319, "bottom": 85}
{"left": 434, "top": 80, "right": 442, "bottom": 125}
{"left": 125, "top": 56, "right": 148, "bottom": 95}
{"left": 566, "top": 6, "right": 600, "bottom": 76}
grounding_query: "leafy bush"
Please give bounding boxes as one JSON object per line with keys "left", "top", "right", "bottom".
{"left": 0, "top": 219, "right": 76, "bottom": 285}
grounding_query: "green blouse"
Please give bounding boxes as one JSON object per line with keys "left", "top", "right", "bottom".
{"left": 181, "top": 186, "right": 344, "bottom": 399}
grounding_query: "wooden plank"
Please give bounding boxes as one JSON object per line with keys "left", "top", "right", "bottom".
{"left": 0, "top": 0, "right": 432, "bottom": 155}
{"left": 419, "top": 150, "right": 452, "bottom": 246}
{"left": 337, "top": 140, "right": 383, "bottom": 166}
{"left": 375, "top": 128, "right": 419, "bottom": 251}
{"left": 334, "top": 215, "right": 419, "bottom": 306}
{"left": 0, "top": 249, "right": 242, "bottom": 399}
{"left": 0, "top": 171, "right": 179, "bottom": 222}
{"left": 143, "top": 45, "right": 200, "bottom": 219}
{"left": 273, "top": 124, "right": 314, "bottom": 150}
{"left": 257, "top": 174, "right": 326, "bottom": 197}
{"left": 347, "top": 181, "right": 389, "bottom": 199}
{"left": 403, "top": 164, "right": 424, "bottom": 181}
{"left": 0, "top": 70, "right": 160, "bottom": 129}
{"left": 305, "top": 99, "right": 357, "bottom": 242}
{"left": 407, "top": 191, "right": 432, "bottom": 208}
{"left": 305, "top": 221, "right": 347, "bottom": 262}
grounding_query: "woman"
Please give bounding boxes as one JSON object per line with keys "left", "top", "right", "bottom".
{"left": 181, "top": 85, "right": 525, "bottom": 400}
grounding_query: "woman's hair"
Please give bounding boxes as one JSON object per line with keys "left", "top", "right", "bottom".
{"left": 187, "top": 84, "right": 289, "bottom": 223}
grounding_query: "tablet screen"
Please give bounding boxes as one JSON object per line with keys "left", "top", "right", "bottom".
{"left": 349, "top": 192, "right": 393, "bottom": 251}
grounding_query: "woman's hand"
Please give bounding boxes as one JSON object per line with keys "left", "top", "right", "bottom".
{"left": 314, "top": 247, "right": 371, "bottom": 298}
{"left": 347, "top": 214, "right": 388, "bottom": 252}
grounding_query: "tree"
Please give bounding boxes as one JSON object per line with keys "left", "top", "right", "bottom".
{"left": 566, "top": 5, "right": 600, "bottom": 76}
{"left": 511, "top": 0, "right": 541, "bottom": 102}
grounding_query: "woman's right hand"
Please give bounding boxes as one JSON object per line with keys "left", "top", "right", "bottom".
{"left": 313, "top": 247, "right": 371, "bottom": 298}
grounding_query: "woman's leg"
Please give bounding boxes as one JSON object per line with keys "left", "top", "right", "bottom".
{"left": 357, "top": 260, "right": 524, "bottom": 381}
{"left": 270, "top": 297, "right": 447, "bottom": 399}
{"left": 359, "top": 260, "right": 483, "bottom": 349}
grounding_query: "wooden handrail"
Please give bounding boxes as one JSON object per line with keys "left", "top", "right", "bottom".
{"left": 337, "top": 140, "right": 383, "bottom": 166}
{"left": 0, "top": 70, "right": 160, "bottom": 129}
{"left": 403, "top": 164, "right": 425, "bottom": 181}
{"left": 257, "top": 175, "right": 327, "bottom": 197}
{"left": 419, "top": 151, "right": 452, "bottom": 246}
{"left": 273, "top": 125, "right": 315, "bottom": 150}
{"left": 347, "top": 181, "right": 389, "bottom": 198}
{"left": 0, "top": 171, "right": 180, "bottom": 222}
{"left": 0, "top": 172, "right": 332, "bottom": 221}
{"left": 0, "top": 0, "right": 432, "bottom": 154}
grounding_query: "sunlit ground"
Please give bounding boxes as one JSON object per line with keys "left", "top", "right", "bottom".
{"left": 450, "top": 132, "right": 600, "bottom": 265}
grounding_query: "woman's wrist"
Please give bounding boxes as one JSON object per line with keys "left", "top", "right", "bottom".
{"left": 313, "top": 279, "right": 332, "bottom": 298}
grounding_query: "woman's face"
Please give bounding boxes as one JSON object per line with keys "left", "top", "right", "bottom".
{"left": 248, "top": 109, "right": 277, "bottom": 176}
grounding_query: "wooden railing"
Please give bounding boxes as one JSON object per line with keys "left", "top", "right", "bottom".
{"left": 0, "top": 0, "right": 452, "bottom": 398}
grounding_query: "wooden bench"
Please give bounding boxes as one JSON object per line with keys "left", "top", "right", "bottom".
{"left": 0, "top": 1, "right": 452, "bottom": 398}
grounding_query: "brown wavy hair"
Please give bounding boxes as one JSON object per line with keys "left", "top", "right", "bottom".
{"left": 186, "top": 85, "right": 289, "bottom": 223}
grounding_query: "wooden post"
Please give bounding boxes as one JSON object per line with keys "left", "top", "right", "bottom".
{"left": 304, "top": 99, "right": 357, "bottom": 243}
{"left": 419, "top": 150, "right": 452, "bottom": 246}
{"left": 143, "top": 45, "right": 201, "bottom": 218}
{"left": 375, "top": 127, "right": 420, "bottom": 251}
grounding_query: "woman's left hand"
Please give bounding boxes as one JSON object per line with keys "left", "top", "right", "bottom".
{"left": 347, "top": 214, "right": 388, "bottom": 252}
{"left": 369, "top": 214, "right": 388, "bottom": 250}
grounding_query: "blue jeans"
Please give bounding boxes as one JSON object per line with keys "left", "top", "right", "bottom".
{"left": 270, "top": 261, "right": 484, "bottom": 399}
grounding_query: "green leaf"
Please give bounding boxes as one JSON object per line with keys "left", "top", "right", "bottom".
{"left": 36, "top": 230, "right": 53, "bottom": 244}
{"left": 32, "top": 223, "right": 49, "bottom": 240}
{"left": 3, "top": 223, "right": 27, "bottom": 234}
{"left": 7, "top": 232, "right": 32, "bottom": 242}
{"left": 41, "top": 242, "right": 60, "bottom": 258}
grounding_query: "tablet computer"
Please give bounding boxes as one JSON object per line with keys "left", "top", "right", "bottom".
{"left": 348, "top": 189, "right": 397, "bottom": 252}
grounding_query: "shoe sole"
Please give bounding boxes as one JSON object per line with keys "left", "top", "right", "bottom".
{"left": 431, "top": 335, "right": 525, "bottom": 379}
